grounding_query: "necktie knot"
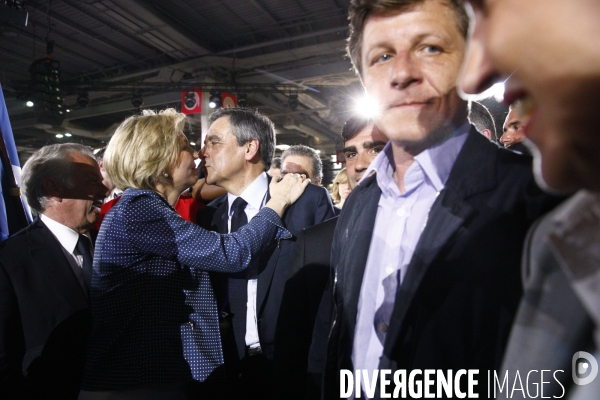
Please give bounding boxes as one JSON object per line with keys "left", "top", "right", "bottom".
{"left": 231, "top": 197, "right": 248, "bottom": 214}
{"left": 230, "top": 197, "right": 248, "bottom": 233}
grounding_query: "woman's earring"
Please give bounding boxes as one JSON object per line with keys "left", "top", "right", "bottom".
{"left": 163, "top": 173, "right": 169, "bottom": 178}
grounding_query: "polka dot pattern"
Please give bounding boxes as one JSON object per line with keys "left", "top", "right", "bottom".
{"left": 82, "top": 188, "right": 290, "bottom": 390}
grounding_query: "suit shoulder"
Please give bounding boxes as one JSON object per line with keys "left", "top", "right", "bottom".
{"left": 0, "top": 221, "right": 42, "bottom": 252}
{"left": 207, "top": 193, "right": 227, "bottom": 208}
{"left": 304, "top": 183, "right": 330, "bottom": 197}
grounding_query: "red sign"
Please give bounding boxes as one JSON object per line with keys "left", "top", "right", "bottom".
{"left": 182, "top": 90, "right": 202, "bottom": 114}
{"left": 222, "top": 92, "right": 237, "bottom": 108}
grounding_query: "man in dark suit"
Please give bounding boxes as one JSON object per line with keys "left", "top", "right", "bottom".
{"left": 273, "top": 115, "right": 388, "bottom": 399}
{"left": 0, "top": 143, "right": 107, "bottom": 399}
{"left": 323, "top": 1, "right": 562, "bottom": 398}
{"left": 199, "top": 108, "right": 335, "bottom": 399}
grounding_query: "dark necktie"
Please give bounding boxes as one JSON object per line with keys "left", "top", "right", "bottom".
{"left": 230, "top": 197, "right": 248, "bottom": 233}
{"left": 229, "top": 197, "right": 249, "bottom": 357}
{"left": 76, "top": 234, "right": 93, "bottom": 294}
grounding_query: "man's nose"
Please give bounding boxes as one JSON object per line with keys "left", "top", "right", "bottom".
{"left": 458, "top": 12, "right": 499, "bottom": 96}
{"left": 391, "top": 52, "right": 422, "bottom": 90}
{"left": 354, "top": 152, "right": 369, "bottom": 172}
{"left": 500, "top": 133, "right": 513, "bottom": 145}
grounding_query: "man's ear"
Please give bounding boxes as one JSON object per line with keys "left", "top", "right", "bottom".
{"left": 42, "top": 177, "right": 63, "bottom": 201}
{"left": 98, "top": 160, "right": 105, "bottom": 172}
{"left": 482, "top": 129, "right": 493, "bottom": 141}
{"left": 245, "top": 138, "right": 260, "bottom": 161}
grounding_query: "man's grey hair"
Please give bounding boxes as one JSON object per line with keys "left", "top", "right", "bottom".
{"left": 21, "top": 143, "right": 94, "bottom": 213}
{"left": 468, "top": 101, "right": 497, "bottom": 141}
{"left": 209, "top": 108, "right": 275, "bottom": 169}
{"left": 281, "top": 145, "right": 323, "bottom": 182}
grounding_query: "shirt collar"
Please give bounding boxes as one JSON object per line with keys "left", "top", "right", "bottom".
{"left": 40, "top": 214, "right": 80, "bottom": 254}
{"left": 227, "top": 172, "right": 269, "bottom": 214}
{"left": 361, "top": 121, "right": 470, "bottom": 194}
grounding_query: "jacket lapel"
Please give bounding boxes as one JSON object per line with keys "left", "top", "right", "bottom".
{"left": 29, "top": 219, "right": 88, "bottom": 310}
{"left": 336, "top": 174, "right": 382, "bottom": 328}
{"left": 384, "top": 129, "right": 498, "bottom": 352}
{"left": 211, "top": 194, "right": 229, "bottom": 234}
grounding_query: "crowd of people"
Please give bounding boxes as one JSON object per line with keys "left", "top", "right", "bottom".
{"left": 1, "top": 0, "right": 600, "bottom": 399}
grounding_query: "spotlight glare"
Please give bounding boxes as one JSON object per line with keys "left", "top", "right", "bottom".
{"left": 354, "top": 95, "right": 380, "bottom": 119}
{"left": 491, "top": 82, "right": 506, "bottom": 103}
{"left": 26, "top": 101, "right": 34, "bottom": 107}
{"left": 462, "top": 81, "right": 505, "bottom": 102}
{"left": 190, "top": 142, "right": 196, "bottom": 146}
{"left": 55, "top": 134, "right": 64, "bottom": 138}
{"left": 209, "top": 101, "right": 217, "bottom": 109}
{"left": 65, "top": 133, "right": 72, "bottom": 137}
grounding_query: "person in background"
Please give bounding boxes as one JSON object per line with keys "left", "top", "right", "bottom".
{"left": 93, "top": 147, "right": 121, "bottom": 202}
{"left": 281, "top": 145, "right": 323, "bottom": 185}
{"left": 500, "top": 102, "right": 530, "bottom": 155}
{"left": 272, "top": 114, "right": 387, "bottom": 400}
{"left": 468, "top": 100, "right": 498, "bottom": 142}
{"left": 459, "top": 0, "right": 600, "bottom": 397}
{"left": 0, "top": 144, "right": 107, "bottom": 399}
{"left": 341, "top": 116, "right": 388, "bottom": 190}
{"left": 79, "top": 108, "right": 309, "bottom": 400}
{"left": 330, "top": 168, "right": 351, "bottom": 209}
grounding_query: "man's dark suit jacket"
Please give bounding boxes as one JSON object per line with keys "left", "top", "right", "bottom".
{"left": 273, "top": 216, "right": 338, "bottom": 399}
{"left": 201, "top": 182, "right": 335, "bottom": 362}
{"left": 323, "top": 129, "right": 563, "bottom": 399}
{"left": 0, "top": 218, "right": 91, "bottom": 399}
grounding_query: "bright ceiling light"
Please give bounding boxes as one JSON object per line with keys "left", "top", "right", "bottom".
{"left": 65, "top": 133, "right": 72, "bottom": 137}
{"left": 55, "top": 134, "right": 64, "bottom": 138}
{"left": 276, "top": 144, "right": 290, "bottom": 151}
{"left": 354, "top": 94, "right": 380, "bottom": 119}
{"left": 26, "top": 101, "right": 34, "bottom": 107}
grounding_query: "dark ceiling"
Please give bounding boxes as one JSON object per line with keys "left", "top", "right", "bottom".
{"left": 1, "top": 0, "right": 364, "bottom": 164}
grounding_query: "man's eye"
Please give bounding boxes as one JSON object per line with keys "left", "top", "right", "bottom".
{"left": 423, "top": 45, "right": 442, "bottom": 54}
{"left": 376, "top": 54, "right": 392, "bottom": 63}
{"left": 344, "top": 152, "right": 357, "bottom": 160}
{"left": 369, "top": 147, "right": 384, "bottom": 155}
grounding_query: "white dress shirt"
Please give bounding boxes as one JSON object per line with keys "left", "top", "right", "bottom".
{"left": 227, "top": 172, "right": 269, "bottom": 349}
{"left": 40, "top": 213, "right": 91, "bottom": 269}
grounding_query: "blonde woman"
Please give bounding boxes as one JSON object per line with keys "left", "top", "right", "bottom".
{"left": 330, "top": 168, "right": 351, "bottom": 208}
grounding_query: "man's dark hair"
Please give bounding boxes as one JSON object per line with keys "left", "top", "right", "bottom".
{"left": 469, "top": 101, "right": 497, "bottom": 141}
{"left": 341, "top": 115, "right": 373, "bottom": 143}
{"left": 347, "top": 0, "right": 469, "bottom": 75}
{"left": 271, "top": 157, "right": 281, "bottom": 169}
{"left": 209, "top": 108, "right": 275, "bottom": 169}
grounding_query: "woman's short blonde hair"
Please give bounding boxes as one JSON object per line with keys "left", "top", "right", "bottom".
{"left": 104, "top": 108, "right": 188, "bottom": 191}
{"left": 330, "top": 168, "right": 349, "bottom": 205}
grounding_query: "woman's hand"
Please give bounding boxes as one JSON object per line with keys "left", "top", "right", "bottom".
{"left": 265, "top": 173, "right": 310, "bottom": 217}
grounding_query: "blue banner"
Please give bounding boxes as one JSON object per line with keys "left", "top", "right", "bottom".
{"left": 0, "top": 83, "right": 31, "bottom": 241}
